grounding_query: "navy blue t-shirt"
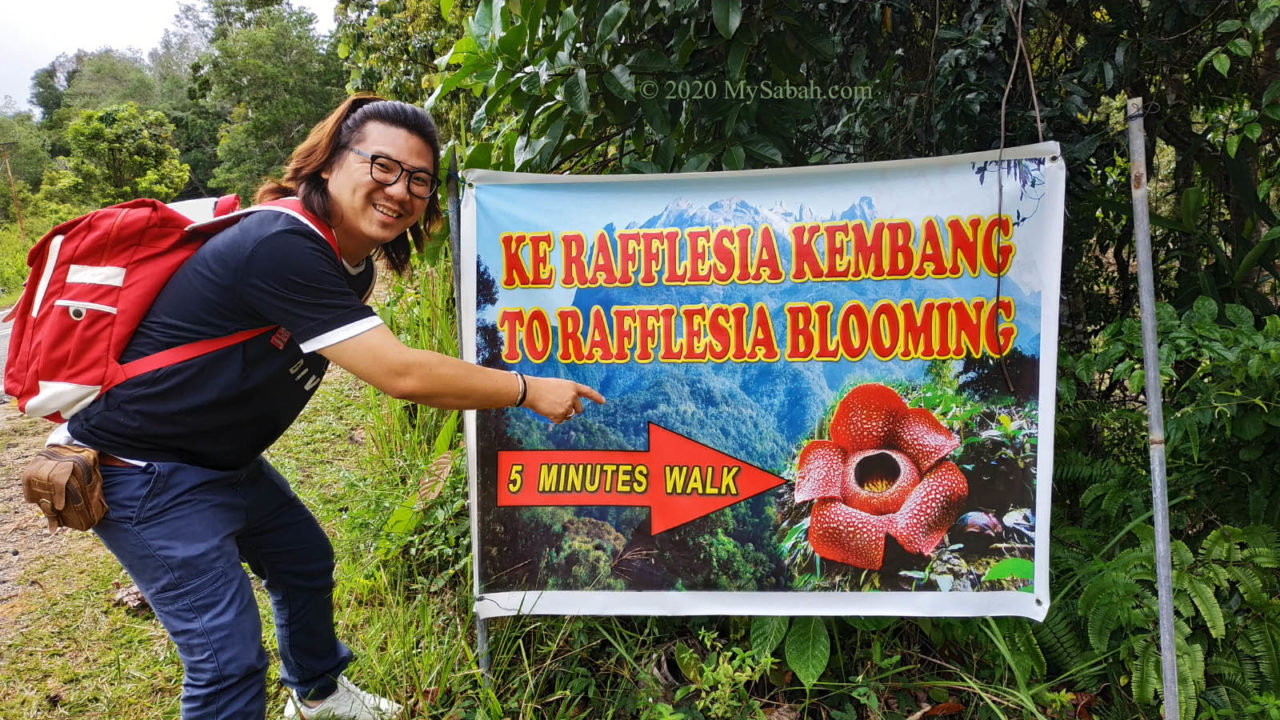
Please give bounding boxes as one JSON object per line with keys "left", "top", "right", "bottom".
{"left": 70, "top": 211, "right": 380, "bottom": 469}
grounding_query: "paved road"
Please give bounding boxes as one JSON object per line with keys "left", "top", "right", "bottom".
{"left": 1, "top": 311, "right": 11, "bottom": 401}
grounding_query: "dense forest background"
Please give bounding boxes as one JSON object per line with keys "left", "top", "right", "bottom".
{"left": 3, "top": 1, "right": 1279, "bottom": 718}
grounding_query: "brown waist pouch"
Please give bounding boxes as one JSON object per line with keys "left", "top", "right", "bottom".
{"left": 21, "top": 445, "right": 109, "bottom": 532}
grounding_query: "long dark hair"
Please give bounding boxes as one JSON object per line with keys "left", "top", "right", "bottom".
{"left": 256, "top": 93, "right": 443, "bottom": 275}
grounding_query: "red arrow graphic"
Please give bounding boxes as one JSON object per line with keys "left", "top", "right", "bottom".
{"left": 496, "top": 422, "right": 786, "bottom": 533}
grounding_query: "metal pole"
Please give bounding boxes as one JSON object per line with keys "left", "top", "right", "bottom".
{"left": 1126, "top": 96, "right": 1180, "bottom": 720}
{"left": 446, "top": 147, "right": 464, "bottom": 353}
{"left": 0, "top": 143, "right": 28, "bottom": 245}
{"left": 445, "top": 147, "right": 492, "bottom": 684}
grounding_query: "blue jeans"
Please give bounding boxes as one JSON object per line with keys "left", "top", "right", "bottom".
{"left": 93, "top": 456, "right": 353, "bottom": 720}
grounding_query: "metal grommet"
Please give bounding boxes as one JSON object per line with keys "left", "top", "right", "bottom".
{"left": 68, "top": 306, "right": 87, "bottom": 321}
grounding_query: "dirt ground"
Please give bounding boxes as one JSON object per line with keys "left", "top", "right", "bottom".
{"left": 0, "top": 400, "right": 106, "bottom": 639}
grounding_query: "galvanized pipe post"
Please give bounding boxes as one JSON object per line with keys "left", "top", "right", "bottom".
{"left": 445, "top": 147, "right": 492, "bottom": 685}
{"left": 1126, "top": 96, "right": 1180, "bottom": 720}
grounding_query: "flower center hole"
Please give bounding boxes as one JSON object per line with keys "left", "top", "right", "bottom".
{"left": 855, "top": 452, "right": 901, "bottom": 494}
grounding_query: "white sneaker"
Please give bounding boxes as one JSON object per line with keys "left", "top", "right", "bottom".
{"left": 283, "top": 676, "right": 404, "bottom": 720}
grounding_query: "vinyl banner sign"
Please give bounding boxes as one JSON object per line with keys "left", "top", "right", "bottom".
{"left": 462, "top": 142, "right": 1064, "bottom": 620}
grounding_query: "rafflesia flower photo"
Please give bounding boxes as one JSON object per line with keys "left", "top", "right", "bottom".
{"left": 794, "top": 383, "right": 970, "bottom": 572}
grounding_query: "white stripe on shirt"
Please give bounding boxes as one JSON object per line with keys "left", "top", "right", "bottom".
{"left": 297, "top": 315, "right": 384, "bottom": 354}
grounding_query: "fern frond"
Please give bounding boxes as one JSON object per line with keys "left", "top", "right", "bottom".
{"left": 1132, "top": 634, "right": 1159, "bottom": 706}
{"left": 1011, "top": 620, "right": 1047, "bottom": 680}
{"left": 1175, "top": 640, "right": 1205, "bottom": 720}
{"left": 1199, "top": 685, "right": 1234, "bottom": 714}
{"left": 1241, "top": 615, "right": 1280, "bottom": 690}
{"left": 1207, "top": 648, "right": 1260, "bottom": 699}
{"left": 1080, "top": 481, "right": 1110, "bottom": 508}
{"left": 1227, "top": 564, "right": 1266, "bottom": 605}
{"left": 1185, "top": 577, "right": 1225, "bottom": 639}
{"left": 1240, "top": 523, "right": 1278, "bottom": 552}
{"left": 1241, "top": 545, "right": 1279, "bottom": 569}
{"left": 1170, "top": 539, "right": 1194, "bottom": 569}
{"left": 1200, "top": 526, "right": 1235, "bottom": 563}
{"left": 1033, "top": 599, "right": 1094, "bottom": 678}
{"left": 1055, "top": 451, "right": 1130, "bottom": 488}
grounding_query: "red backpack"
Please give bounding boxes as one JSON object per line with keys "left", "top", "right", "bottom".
{"left": 3, "top": 196, "right": 338, "bottom": 422}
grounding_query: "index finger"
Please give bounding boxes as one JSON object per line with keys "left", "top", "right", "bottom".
{"left": 577, "top": 384, "right": 606, "bottom": 405}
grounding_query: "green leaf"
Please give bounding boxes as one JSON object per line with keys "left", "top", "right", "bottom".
{"left": 1128, "top": 368, "right": 1146, "bottom": 395}
{"left": 602, "top": 64, "right": 634, "bottom": 99}
{"left": 596, "top": 2, "right": 629, "bottom": 44}
{"left": 628, "top": 48, "right": 671, "bottom": 72}
{"left": 463, "top": 142, "right": 494, "bottom": 170}
{"left": 470, "top": 103, "right": 489, "bottom": 135}
{"left": 727, "top": 39, "right": 750, "bottom": 81}
{"left": 426, "top": 63, "right": 476, "bottom": 108}
{"left": 674, "top": 642, "right": 701, "bottom": 683}
{"left": 785, "top": 617, "right": 830, "bottom": 688}
{"left": 712, "top": 0, "right": 743, "bottom": 39}
{"left": 680, "top": 154, "right": 712, "bottom": 172}
{"left": 1223, "top": 301, "right": 1254, "bottom": 326}
{"left": 471, "top": 0, "right": 494, "bottom": 39}
{"left": 1191, "top": 296, "right": 1219, "bottom": 323}
{"left": 1234, "top": 411, "right": 1266, "bottom": 441}
{"left": 743, "top": 134, "right": 782, "bottom": 164}
{"left": 1180, "top": 188, "right": 1204, "bottom": 230}
{"left": 433, "top": 411, "right": 459, "bottom": 456}
{"left": 983, "top": 557, "right": 1035, "bottom": 582}
{"left": 1213, "top": 52, "right": 1231, "bottom": 77}
{"left": 1265, "top": 80, "right": 1280, "bottom": 108}
{"left": 1227, "top": 134, "right": 1241, "bottom": 158}
{"left": 1228, "top": 38, "right": 1254, "bottom": 57}
{"left": 1251, "top": 5, "right": 1279, "bottom": 34}
{"left": 638, "top": 98, "right": 671, "bottom": 135}
{"left": 1244, "top": 122, "right": 1262, "bottom": 142}
{"left": 556, "top": 7, "right": 578, "bottom": 38}
{"left": 1217, "top": 19, "right": 1243, "bottom": 33}
{"left": 625, "top": 159, "right": 662, "bottom": 174}
{"left": 563, "top": 68, "right": 590, "bottom": 115}
{"left": 437, "top": 35, "right": 479, "bottom": 69}
{"left": 440, "top": 0, "right": 454, "bottom": 17}
{"left": 1233, "top": 227, "right": 1280, "bottom": 285}
{"left": 496, "top": 23, "right": 527, "bottom": 56}
{"left": 654, "top": 137, "right": 675, "bottom": 171}
{"left": 750, "top": 616, "right": 789, "bottom": 655}
{"left": 721, "top": 144, "right": 745, "bottom": 170}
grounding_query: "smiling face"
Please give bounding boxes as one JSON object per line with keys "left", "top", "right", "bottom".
{"left": 323, "top": 121, "right": 434, "bottom": 262}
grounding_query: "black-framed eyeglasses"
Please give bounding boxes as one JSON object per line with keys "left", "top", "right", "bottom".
{"left": 349, "top": 148, "right": 439, "bottom": 199}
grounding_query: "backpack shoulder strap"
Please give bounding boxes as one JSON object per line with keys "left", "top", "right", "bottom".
{"left": 113, "top": 198, "right": 342, "bottom": 384}
{"left": 118, "top": 326, "right": 275, "bottom": 381}
{"left": 185, "top": 197, "right": 341, "bottom": 261}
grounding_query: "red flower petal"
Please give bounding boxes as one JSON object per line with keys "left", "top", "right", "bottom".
{"left": 890, "top": 406, "right": 960, "bottom": 470}
{"left": 794, "top": 441, "right": 847, "bottom": 502}
{"left": 809, "top": 499, "right": 891, "bottom": 570}
{"left": 841, "top": 449, "right": 920, "bottom": 516}
{"left": 888, "top": 461, "right": 969, "bottom": 556}
{"left": 829, "top": 383, "right": 906, "bottom": 452}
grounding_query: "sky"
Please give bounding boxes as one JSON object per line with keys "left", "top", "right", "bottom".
{"left": 2, "top": 0, "right": 337, "bottom": 113}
